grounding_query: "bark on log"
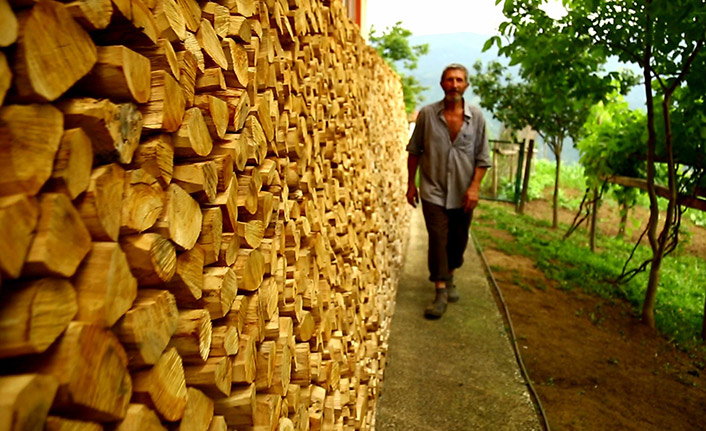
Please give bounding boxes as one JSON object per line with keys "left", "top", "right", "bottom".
{"left": 0, "top": 278, "right": 77, "bottom": 358}
{"left": 12, "top": 0, "right": 96, "bottom": 102}
{"left": 72, "top": 242, "right": 137, "bottom": 327}
{"left": 22, "top": 193, "right": 91, "bottom": 278}
{"left": 0, "top": 104, "right": 63, "bottom": 197}
{"left": 58, "top": 98, "right": 143, "bottom": 165}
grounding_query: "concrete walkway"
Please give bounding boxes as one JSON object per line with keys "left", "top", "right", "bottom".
{"left": 375, "top": 207, "right": 542, "bottom": 431}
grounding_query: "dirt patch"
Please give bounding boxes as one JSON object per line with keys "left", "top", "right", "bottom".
{"left": 475, "top": 200, "right": 706, "bottom": 431}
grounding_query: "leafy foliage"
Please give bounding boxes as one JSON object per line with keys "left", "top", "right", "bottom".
{"left": 369, "top": 22, "right": 429, "bottom": 114}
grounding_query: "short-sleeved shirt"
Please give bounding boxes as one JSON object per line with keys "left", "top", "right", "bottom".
{"left": 407, "top": 99, "right": 492, "bottom": 209}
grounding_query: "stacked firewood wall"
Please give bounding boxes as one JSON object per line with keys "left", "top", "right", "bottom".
{"left": 0, "top": 0, "right": 411, "bottom": 429}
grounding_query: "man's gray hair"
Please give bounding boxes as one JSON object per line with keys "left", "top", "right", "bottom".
{"left": 441, "top": 63, "right": 469, "bottom": 83}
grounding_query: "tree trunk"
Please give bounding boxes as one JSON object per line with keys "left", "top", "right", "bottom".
{"left": 617, "top": 200, "right": 628, "bottom": 239}
{"left": 518, "top": 139, "right": 534, "bottom": 215}
{"left": 552, "top": 145, "right": 561, "bottom": 229}
{"left": 589, "top": 187, "right": 599, "bottom": 252}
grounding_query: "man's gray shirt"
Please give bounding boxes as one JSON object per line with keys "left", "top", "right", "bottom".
{"left": 407, "top": 99, "right": 492, "bottom": 209}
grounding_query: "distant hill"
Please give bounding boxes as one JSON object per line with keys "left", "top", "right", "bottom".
{"left": 406, "top": 33, "right": 646, "bottom": 165}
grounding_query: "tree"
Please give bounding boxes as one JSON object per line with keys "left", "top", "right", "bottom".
{"left": 564, "top": 0, "right": 706, "bottom": 329}
{"left": 369, "top": 22, "right": 429, "bottom": 114}
{"left": 496, "top": 0, "right": 706, "bottom": 329}
{"left": 482, "top": 3, "right": 625, "bottom": 228}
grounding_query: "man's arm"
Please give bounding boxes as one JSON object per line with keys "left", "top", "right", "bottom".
{"left": 462, "top": 166, "right": 487, "bottom": 212}
{"left": 406, "top": 154, "right": 420, "bottom": 207}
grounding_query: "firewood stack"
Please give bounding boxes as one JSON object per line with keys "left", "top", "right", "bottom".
{"left": 0, "top": 0, "right": 411, "bottom": 429}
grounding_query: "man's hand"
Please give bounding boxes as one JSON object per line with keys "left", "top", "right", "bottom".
{"left": 406, "top": 185, "right": 419, "bottom": 208}
{"left": 463, "top": 187, "right": 479, "bottom": 212}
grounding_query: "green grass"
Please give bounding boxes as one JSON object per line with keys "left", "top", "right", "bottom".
{"left": 474, "top": 202, "right": 706, "bottom": 347}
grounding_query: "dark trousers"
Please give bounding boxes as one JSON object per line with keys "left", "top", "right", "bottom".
{"left": 421, "top": 200, "right": 473, "bottom": 282}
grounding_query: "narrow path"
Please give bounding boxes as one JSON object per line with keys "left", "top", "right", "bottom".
{"left": 375, "top": 207, "right": 541, "bottom": 431}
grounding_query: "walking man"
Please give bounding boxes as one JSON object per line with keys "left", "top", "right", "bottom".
{"left": 406, "top": 63, "right": 491, "bottom": 319}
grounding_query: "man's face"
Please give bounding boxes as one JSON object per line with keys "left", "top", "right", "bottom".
{"left": 441, "top": 69, "right": 469, "bottom": 103}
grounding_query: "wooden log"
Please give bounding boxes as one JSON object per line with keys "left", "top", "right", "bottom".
{"left": 72, "top": 242, "right": 137, "bottom": 327}
{"left": 22, "top": 193, "right": 91, "bottom": 278}
{"left": 167, "top": 309, "right": 212, "bottom": 363}
{"left": 178, "top": 387, "right": 214, "bottom": 431}
{"left": 113, "top": 289, "right": 179, "bottom": 368}
{"left": 198, "top": 207, "right": 223, "bottom": 265}
{"left": 12, "top": 0, "right": 96, "bottom": 102}
{"left": 133, "top": 39, "right": 180, "bottom": 81}
{"left": 176, "top": 0, "right": 201, "bottom": 32}
{"left": 183, "top": 32, "right": 206, "bottom": 73}
{"left": 200, "top": 266, "right": 238, "bottom": 319}
{"left": 131, "top": 347, "right": 188, "bottom": 422}
{"left": 173, "top": 107, "right": 214, "bottom": 158}
{"left": 205, "top": 176, "right": 239, "bottom": 233}
{"left": 197, "top": 19, "right": 227, "bottom": 69}
{"left": 0, "top": 51, "right": 10, "bottom": 105}
{"left": 0, "top": 374, "right": 58, "bottom": 431}
{"left": 132, "top": 135, "right": 174, "bottom": 188}
{"left": 221, "top": 38, "right": 248, "bottom": 90}
{"left": 212, "top": 383, "right": 256, "bottom": 428}
{"left": 32, "top": 322, "right": 132, "bottom": 421}
{"left": 120, "top": 233, "right": 176, "bottom": 285}
{"left": 290, "top": 343, "right": 310, "bottom": 386}
{"left": 209, "top": 324, "right": 239, "bottom": 357}
{"left": 78, "top": 46, "right": 151, "bottom": 103}
{"left": 173, "top": 161, "right": 218, "bottom": 201}
{"left": 75, "top": 164, "right": 126, "bottom": 242}
{"left": 232, "top": 333, "right": 256, "bottom": 384}
{"left": 152, "top": 184, "right": 203, "bottom": 250}
{"left": 195, "top": 67, "right": 226, "bottom": 93}
{"left": 193, "top": 94, "right": 229, "bottom": 139}
{"left": 61, "top": 0, "right": 113, "bottom": 31}
{"left": 176, "top": 49, "right": 198, "bottom": 108}
{"left": 140, "top": 70, "right": 186, "bottom": 133}
{"left": 207, "top": 416, "right": 227, "bottom": 431}
{"left": 0, "top": 104, "right": 63, "bottom": 197}
{"left": 0, "top": 194, "right": 39, "bottom": 279}
{"left": 166, "top": 245, "right": 204, "bottom": 305}
{"left": 121, "top": 169, "right": 166, "bottom": 235}
{"left": 236, "top": 220, "right": 265, "bottom": 248}
{"left": 201, "top": 2, "right": 229, "bottom": 38}
{"left": 113, "top": 404, "right": 166, "bottom": 431}
{"left": 218, "top": 232, "right": 239, "bottom": 267}
{"left": 46, "top": 128, "right": 93, "bottom": 200}
{"left": 183, "top": 356, "right": 232, "bottom": 398}
{"left": 233, "top": 248, "right": 264, "bottom": 291}
{"left": 44, "top": 416, "right": 104, "bottom": 431}
{"left": 58, "top": 98, "right": 143, "bottom": 165}
{"left": 0, "top": 278, "right": 77, "bottom": 358}
{"left": 107, "top": 0, "right": 159, "bottom": 45}
{"left": 252, "top": 393, "right": 281, "bottom": 430}
{"left": 255, "top": 340, "right": 276, "bottom": 391}
{"left": 0, "top": 0, "right": 18, "bottom": 47}
{"left": 153, "top": 0, "right": 186, "bottom": 42}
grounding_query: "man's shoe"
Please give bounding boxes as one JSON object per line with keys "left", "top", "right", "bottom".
{"left": 424, "top": 289, "right": 448, "bottom": 319}
{"left": 447, "top": 280, "right": 460, "bottom": 303}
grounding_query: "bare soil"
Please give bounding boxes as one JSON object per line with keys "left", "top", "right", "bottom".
{"left": 474, "top": 198, "right": 706, "bottom": 431}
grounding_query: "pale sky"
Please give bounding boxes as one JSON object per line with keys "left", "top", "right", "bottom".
{"left": 366, "top": 0, "right": 566, "bottom": 37}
